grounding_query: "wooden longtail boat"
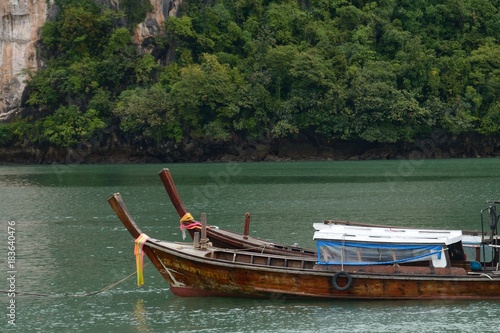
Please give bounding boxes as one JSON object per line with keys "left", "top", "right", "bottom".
{"left": 109, "top": 192, "right": 500, "bottom": 300}
{"left": 158, "top": 168, "right": 496, "bottom": 262}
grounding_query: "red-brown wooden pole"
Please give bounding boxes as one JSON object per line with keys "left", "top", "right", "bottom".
{"left": 243, "top": 213, "right": 251, "bottom": 239}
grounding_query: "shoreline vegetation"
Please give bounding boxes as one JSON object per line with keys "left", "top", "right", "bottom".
{"left": 2, "top": 1, "right": 500, "bottom": 164}
{"left": 1, "top": 133, "right": 499, "bottom": 164}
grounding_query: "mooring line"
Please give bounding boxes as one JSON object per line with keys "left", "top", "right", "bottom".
{"left": 0, "top": 262, "right": 150, "bottom": 298}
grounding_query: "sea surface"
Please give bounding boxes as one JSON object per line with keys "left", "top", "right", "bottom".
{"left": 1, "top": 159, "right": 500, "bottom": 332}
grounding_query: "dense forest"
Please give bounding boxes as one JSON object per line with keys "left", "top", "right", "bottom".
{"left": 1, "top": 0, "right": 500, "bottom": 162}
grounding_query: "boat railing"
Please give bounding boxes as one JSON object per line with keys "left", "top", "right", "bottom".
{"left": 207, "top": 249, "right": 317, "bottom": 270}
{"left": 480, "top": 201, "right": 500, "bottom": 270}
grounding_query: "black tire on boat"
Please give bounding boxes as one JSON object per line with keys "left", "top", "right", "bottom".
{"left": 332, "top": 271, "right": 353, "bottom": 291}
{"left": 489, "top": 205, "right": 499, "bottom": 231}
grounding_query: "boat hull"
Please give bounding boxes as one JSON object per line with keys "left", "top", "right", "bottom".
{"left": 148, "top": 241, "right": 500, "bottom": 300}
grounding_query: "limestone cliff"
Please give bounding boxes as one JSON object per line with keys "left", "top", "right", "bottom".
{"left": 134, "top": 0, "right": 181, "bottom": 62}
{"left": 0, "top": 0, "right": 182, "bottom": 122}
{"left": 0, "top": 0, "right": 54, "bottom": 121}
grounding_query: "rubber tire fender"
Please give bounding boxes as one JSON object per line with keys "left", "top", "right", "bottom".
{"left": 489, "top": 205, "right": 499, "bottom": 232}
{"left": 332, "top": 271, "right": 353, "bottom": 291}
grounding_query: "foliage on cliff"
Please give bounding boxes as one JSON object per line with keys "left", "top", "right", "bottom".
{"left": 4, "top": 0, "right": 500, "bottom": 149}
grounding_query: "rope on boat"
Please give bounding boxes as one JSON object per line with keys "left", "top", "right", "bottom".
{"left": 0, "top": 262, "right": 150, "bottom": 298}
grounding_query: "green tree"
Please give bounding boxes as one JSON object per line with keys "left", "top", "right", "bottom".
{"left": 167, "top": 54, "right": 252, "bottom": 141}
{"left": 39, "top": 106, "right": 106, "bottom": 146}
{"left": 113, "top": 84, "right": 179, "bottom": 144}
{"left": 120, "top": 0, "right": 153, "bottom": 26}
{"left": 266, "top": 1, "right": 309, "bottom": 45}
{"left": 346, "top": 61, "right": 432, "bottom": 142}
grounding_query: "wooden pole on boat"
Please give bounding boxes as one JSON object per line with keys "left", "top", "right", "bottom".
{"left": 158, "top": 168, "right": 188, "bottom": 218}
{"left": 200, "top": 213, "right": 208, "bottom": 250}
{"left": 243, "top": 213, "right": 251, "bottom": 239}
{"left": 193, "top": 232, "right": 200, "bottom": 249}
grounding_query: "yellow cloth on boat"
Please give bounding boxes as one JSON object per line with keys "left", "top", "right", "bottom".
{"left": 134, "top": 233, "right": 150, "bottom": 287}
{"left": 180, "top": 213, "right": 194, "bottom": 223}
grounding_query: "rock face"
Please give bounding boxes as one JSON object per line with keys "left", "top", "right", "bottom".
{"left": 0, "top": 0, "right": 53, "bottom": 121}
{"left": 134, "top": 0, "right": 182, "bottom": 62}
{"left": 135, "top": 0, "right": 180, "bottom": 42}
{"left": 0, "top": 0, "right": 182, "bottom": 121}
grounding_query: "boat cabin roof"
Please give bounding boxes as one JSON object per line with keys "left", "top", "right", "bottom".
{"left": 313, "top": 223, "right": 463, "bottom": 245}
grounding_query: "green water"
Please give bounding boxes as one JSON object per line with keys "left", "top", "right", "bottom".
{"left": 1, "top": 159, "right": 500, "bottom": 332}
